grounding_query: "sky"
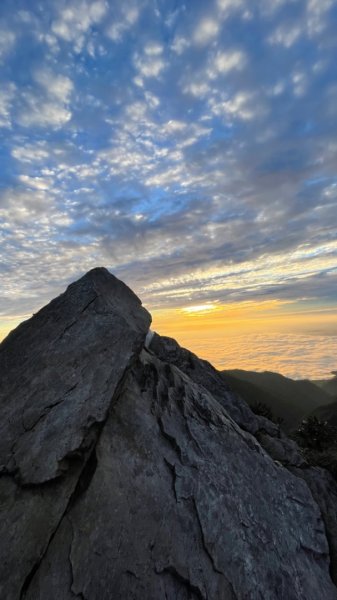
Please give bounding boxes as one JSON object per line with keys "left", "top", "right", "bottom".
{"left": 1, "top": 0, "right": 337, "bottom": 378}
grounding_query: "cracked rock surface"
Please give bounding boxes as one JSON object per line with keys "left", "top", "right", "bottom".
{"left": 1, "top": 268, "right": 337, "bottom": 599}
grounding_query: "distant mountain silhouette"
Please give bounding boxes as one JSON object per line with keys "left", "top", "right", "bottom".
{"left": 311, "top": 399, "right": 337, "bottom": 427}
{"left": 222, "top": 369, "right": 331, "bottom": 432}
{"left": 307, "top": 373, "right": 337, "bottom": 426}
{"left": 312, "top": 372, "right": 337, "bottom": 399}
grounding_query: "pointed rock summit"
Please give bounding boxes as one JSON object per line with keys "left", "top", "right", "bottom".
{"left": 1, "top": 267, "right": 337, "bottom": 599}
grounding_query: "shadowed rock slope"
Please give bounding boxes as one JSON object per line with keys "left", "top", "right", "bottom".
{"left": 1, "top": 268, "right": 337, "bottom": 599}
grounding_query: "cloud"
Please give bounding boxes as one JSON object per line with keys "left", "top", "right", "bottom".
{"left": 186, "top": 329, "right": 337, "bottom": 379}
{"left": 0, "top": 187, "right": 54, "bottom": 224}
{"left": 307, "top": 0, "right": 334, "bottom": 35}
{"left": 171, "top": 36, "right": 190, "bottom": 55}
{"left": 210, "top": 91, "right": 258, "bottom": 121}
{"left": 182, "top": 80, "right": 210, "bottom": 98}
{"left": 133, "top": 48, "right": 166, "bottom": 78}
{"left": 268, "top": 24, "right": 302, "bottom": 48}
{"left": 217, "top": 0, "right": 244, "bottom": 13}
{"left": 210, "top": 49, "right": 247, "bottom": 76}
{"left": 193, "top": 18, "right": 220, "bottom": 45}
{"left": 0, "top": 83, "right": 16, "bottom": 128}
{"left": 51, "top": 0, "right": 107, "bottom": 52}
{"left": 161, "top": 120, "right": 187, "bottom": 134}
{"left": 34, "top": 69, "right": 73, "bottom": 102}
{"left": 106, "top": 4, "right": 139, "bottom": 42}
{"left": 19, "top": 70, "right": 73, "bottom": 129}
{"left": 19, "top": 97, "right": 72, "bottom": 128}
{"left": 18, "top": 175, "right": 53, "bottom": 190}
{"left": 0, "top": 28, "right": 16, "bottom": 61}
{"left": 291, "top": 70, "right": 308, "bottom": 97}
{"left": 12, "top": 143, "right": 50, "bottom": 164}
{"left": 144, "top": 42, "right": 163, "bottom": 56}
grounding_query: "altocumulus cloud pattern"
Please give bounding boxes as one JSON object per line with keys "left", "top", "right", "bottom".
{"left": 0, "top": 0, "right": 337, "bottom": 319}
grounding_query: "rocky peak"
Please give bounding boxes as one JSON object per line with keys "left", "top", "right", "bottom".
{"left": 1, "top": 268, "right": 337, "bottom": 600}
{"left": 0, "top": 267, "right": 151, "bottom": 486}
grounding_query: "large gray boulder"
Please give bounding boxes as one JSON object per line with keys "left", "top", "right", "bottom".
{"left": 0, "top": 268, "right": 336, "bottom": 599}
{"left": 0, "top": 268, "right": 151, "bottom": 599}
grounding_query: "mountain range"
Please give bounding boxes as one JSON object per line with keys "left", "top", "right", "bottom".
{"left": 222, "top": 369, "right": 332, "bottom": 432}
{"left": 313, "top": 373, "right": 337, "bottom": 399}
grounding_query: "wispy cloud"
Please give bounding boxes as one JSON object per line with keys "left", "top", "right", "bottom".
{"left": 0, "top": 28, "right": 16, "bottom": 61}
{"left": 19, "top": 69, "right": 74, "bottom": 128}
{"left": 194, "top": 17, "right": 220, "bottom": 45}
{"left": 0, "top": 83, "right": 16, "bottom": 128}
{"left": 51, "top": 0, "right": 107, "bottom": 52}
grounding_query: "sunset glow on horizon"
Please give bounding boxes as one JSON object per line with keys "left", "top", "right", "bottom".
{"left": 1, "top": 292, "right": 336, "bottom": 379}
{"left": 151, "top": 300, "right": 337, "bottom": 379}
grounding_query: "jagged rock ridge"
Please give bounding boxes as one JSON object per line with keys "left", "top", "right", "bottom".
{"left": 1, "top": 267, "right": 337, "bottom": 599}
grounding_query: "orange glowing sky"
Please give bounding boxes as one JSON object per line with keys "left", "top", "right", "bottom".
{"left": 151, "top": 300, "right": 337, "bottom": 380}
{"left": 1, "top": 296, "right": 336, "bottom": 380}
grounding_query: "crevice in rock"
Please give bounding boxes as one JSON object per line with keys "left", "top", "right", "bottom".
{"left": 67, "top": 518, "right": 89, "bottom": 600}
{"left": 157, "top": 415, "right": 183, "bottom": 461}
{"left": 56, "top": 295, "right": 98, "bottom": 341}
{"left": 164, "top": 458, "right": 178, "bottom": 502}
{"left": 155, "top": 565, "right": 205, "bottom": 600}
{"left": 125, "top": 569, "right": 140, "bottom": 580}
{"left": 192, "top": 498, "right": 224, "bottom": 577}
{"left": 0, "top": 467, "right": 17, "bottom": 480}
{"left": 14, "top": 421, "right": 100, "bottom": 489}
{"left": 163, "top": 362, "right": 175, "bottom": 388}
{"left": 68, "top": 448, "right": 98, "bottom": 510}
{"left": 139, "top": 360, "right": 159, "bottom": 397}
{"left": 325, "top": 527, "right": 337, "bottom": 586}
{"left": 22, "top": 387, "right": 77, "bottom": 432}
{"left": 178, "top": 398, "right": 205, "bottom": 456}
{"left": 19, "top": 562, "right": 40, "bottom": 600}
{"left": 18, "top": 351, "right": 142, "bottom": 598}
{"left": 6, "top": 383, "right": 82, "bottom": 482}
{"left": 300, "top": 542, "right": 329, "bottom": 561}
{"left": 18, "top": 347, "right": 144, "bottom": 489}
{"left": 191, "top": 499, "right": 238, "bottom": 599}
{"left": 19, "top": 458, "right": 90, "bottom": 599}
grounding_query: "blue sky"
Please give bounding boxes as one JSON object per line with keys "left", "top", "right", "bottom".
{"left": 1, "top": 0, "right": 337, "bottom": 320}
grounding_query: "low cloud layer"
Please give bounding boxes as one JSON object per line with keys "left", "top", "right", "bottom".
{"left": 190, "top": 331, "right": 337, "bottom": 380}
{"left": 0, "top": 0, "right": 337, "bottom": 319}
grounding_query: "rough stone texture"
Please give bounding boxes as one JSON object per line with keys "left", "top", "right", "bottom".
{"left": 23, "top": 350, "right": 337, "bottom": 599}
{"left": 1, "top": 269, "right": 337, "bottom": 599}
{"left": 0, "top": 467, "right": 81, "bottom": 599}
{"left": 255, "top": 431, "right": 306, "bottom": 467}
{"left": 289, "top": 465, "right": 337, "bottom": 587}
{"left": 149, "top": 332, "right": 337, "bottom": 590}
{"left": 0, "top": 267, "right": 151, "bottom": 484}
{"left": 0, "top": 268, "right": 150, "bottom": 599}
{"left": 149, "top": 333, "right": 263, "bottom": 435}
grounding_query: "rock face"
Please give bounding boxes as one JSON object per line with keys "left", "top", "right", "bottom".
{"left": 1, "top": 267, "right": 337, "bottom": 599}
